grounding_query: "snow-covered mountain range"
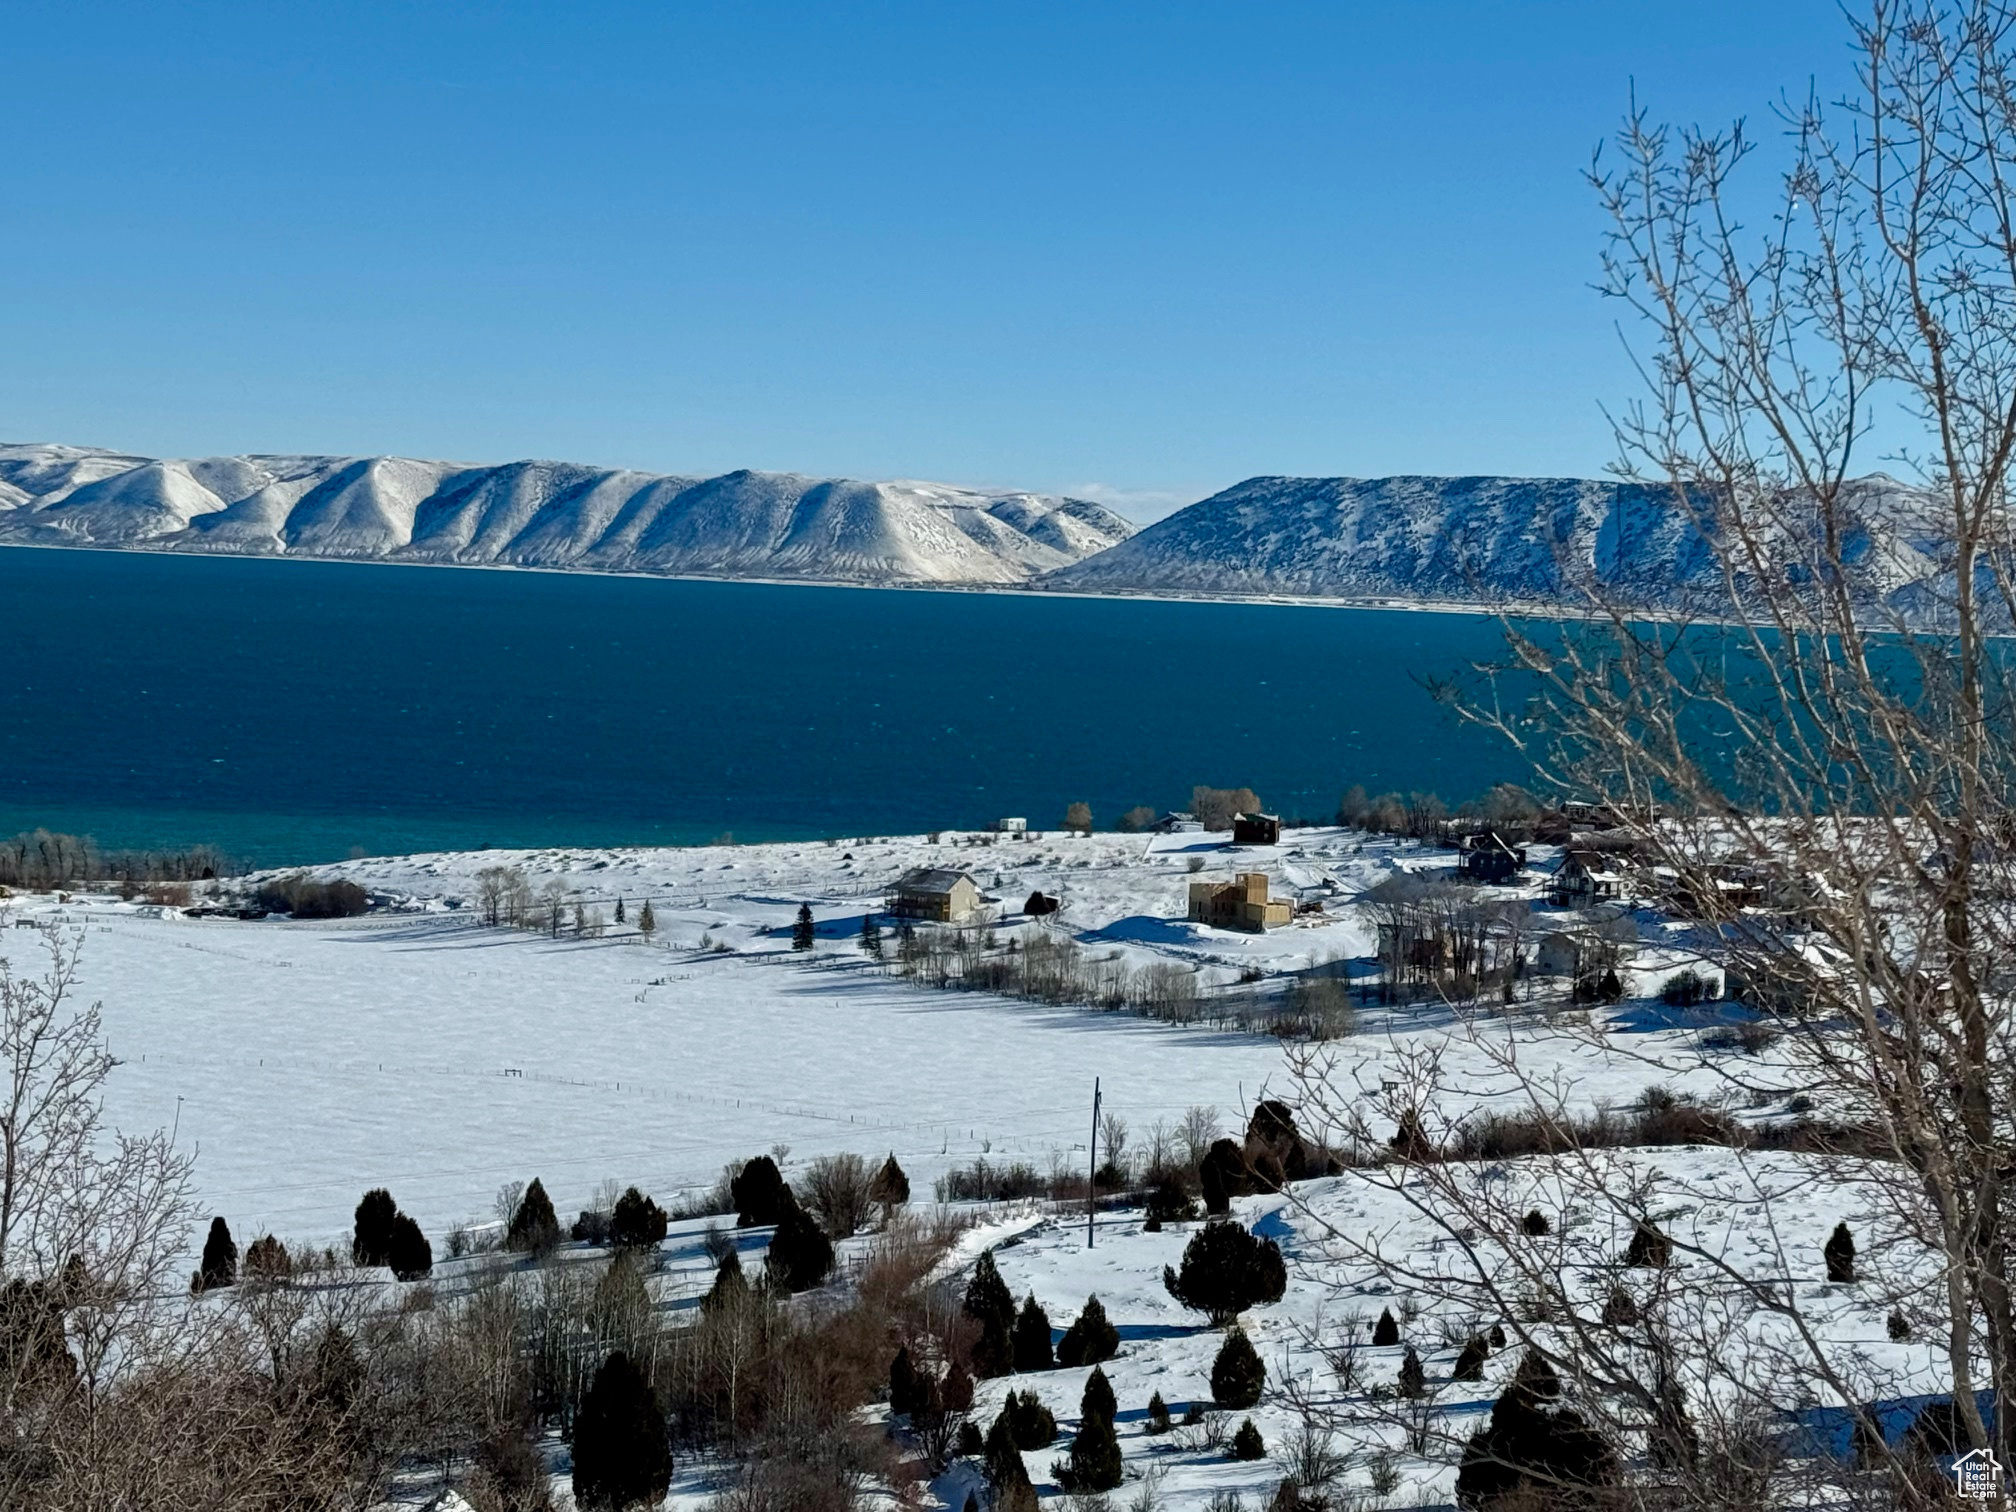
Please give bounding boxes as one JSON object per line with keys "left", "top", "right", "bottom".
{"left": 2, "top": 445, "right": 1957, "bottom": 612}
{"left": 0, "top": 443, "right": 1134, "bottom": 586}
{"left": 1035, "top": 472, "right": 1956, "bottom": 614}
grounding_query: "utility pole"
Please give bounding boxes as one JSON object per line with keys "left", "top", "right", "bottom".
{"left": 1087, "top": 1076, "right": 1101, "bottom": 1249}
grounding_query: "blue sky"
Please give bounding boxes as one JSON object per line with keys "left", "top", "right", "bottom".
{"left": 4, "top": 1, "right": 1855, "bottom": 516}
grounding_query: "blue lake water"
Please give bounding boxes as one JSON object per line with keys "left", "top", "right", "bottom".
{"left": 0, "top": 547, "right": 1530, "bottom": 866}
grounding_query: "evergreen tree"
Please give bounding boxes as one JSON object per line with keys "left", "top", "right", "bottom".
{"left": 1231, "top": 1417, "right": 1266, "bottom": 1460}
{"left": 1489, "top": 1323, "right": 1508, "bottom": 1349}
{"left": 1012, "top": 1293, "right": 1055, "bottom": 1372}
{"left": 1146, "top": 1390, "right": 1171, "bottom": 1433}
{"left": 1372, "top": 1307, "right": 1400, "bottom": 1346}
{"left": 506, "top": 1177, "right": 562, "bottom": 1255}
{"left": 1001, "top": 1389, "right": 1057, "bottom": 1449}
{"left": 1625, "top": 1220, "right": 1673, "bottom": 1268}
{"left": 867, "top": 1152, "right": 909, "bottom": 1215}
{"left": 1055, "top": 1293, "right": 1120, "bottom": 1367}
{"left": 1454, "top": 1334, "right": 1488, "bottom": 1382}
{"left": 1398, "top": 1346, "right": 1427, "bottom": 1399}
{"left": 571, "top": 1350, "right": 671, "bottom": 1510}
{"left": 889, "top": 1344, "right": 925, "bottom": 1419}
{"left": 1602, "top": 1284, "right": 1639, "bottom": 1327}
{"left": 984, "top": 1410, "right": 1036, "bottom": 1497}
{"left": 765, "top": 1194, "right": 834, "bottom": 1292}
{"left": 387, "top": 1213, "right": 432, "bottom": 1281}
{"left": 1390, "top": 1108, "right": 1434, "bottom": 1160}
{"left": 352, "top": 1188, "right": 397, "bottom": 1267}
{"left": 610, "top": 1187, "right": 668, "bottom": 1250}
{"left": 860, "top": 913, "right": 883, "bottom": 960}
{"left": 1521, "top": 1208, "right": 1550, "bottom": 1236}
{"left": 703, "top": 1250, "right": 748, "bottom": 1313}
{"left": 1825, "top": 1221, "right": 1857, "bottom": 1283}
{"left": 1455, "top": 1349, "right": 1620, "bottom": 1508}
{"left": 792, "top": 902, "right": 816, "bottom": 951}
{"left": 1145, "top": 1171, "right": 1199, "bottom": 1225}
{"left": 1212, "top": 1326, "right": 1265, "bottom": 1407}
{"left": 1199, "top": 1137, "right": 1250, "bottom": 1215}
{"left": 730, "top": 1155, "right": 790, "bottom": 1227}
{"left": 614, "top": 897, "right": 625, "bottom": 924}
{"left": 963, "top": 1251, "right": 1017, "bottom": 1378}
{"left": 195, "top": 1216, "right": 237, "bottom": 1292}
{"left": 1080, "top": 1365, "right": 1117, "bottom": 1425}
{"left": 637, "top": 900, "right": 656, "bottom": 940}
{"left": 243, "top": 1234, "right": 290, "bottom": 1282}
{"left": 1057, "top": 1398, "right": 1122, "bottom": 1491}
{"left": 1163, "top": 1220, "right": 1288, "bottom": 1323}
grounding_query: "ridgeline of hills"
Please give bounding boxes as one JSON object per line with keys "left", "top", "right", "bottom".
{"left": 0, "top": 444, "right": 1951, "bottom": 611}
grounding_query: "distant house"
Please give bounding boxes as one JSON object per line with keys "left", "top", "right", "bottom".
{"left": 1458, "top": 830, "right": 1526, "bottom": 884}
{"left": 1551, "top": 848, "right": 1628, "bottom": 905}
{"left": 1537, "top": 919, "right": 1639, "bottom": 979}
{"left": 1187, "top": 872, "right": 1293, "bottom": 933}
{"left": 993, "top": 817, "right": 1028, "bottom": 834}
{"left": 1152, "top": 812, "right": 1205, "bottom": 834}
{"left": 1231, "top": 812, "right": 1283, "bottom": 846}
{"left": 889, "top": 868, "right": 984, "bottom": 924}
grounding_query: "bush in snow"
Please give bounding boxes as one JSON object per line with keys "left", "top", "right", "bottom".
{"left": 1211, "top": 1326, "right": 1265, "bottom": 1408}
{"left": 352, "top": 1188, "right": 398, "bottom": 1267}
{"left": 1231, "top": 1416, "right": 1267, "bottom": 1460}
{"left": 1454, "top": 1334, "right": 1488, "bottom": 1381}
{"left": 1398, "top": 1346, "right": 1427, "bottom": 1399}
{"left": 1825, "top": 1221, "right": 1856, "bottom": 1282}
{"left": 571, "top": 1208, "right": 612, "bottom": 1245}
{"left": 191, "top": 1217, "right": 236, "bottom": 1294}
{"left": 1372, "top": 1307, "right": 1400, "bottom": 1346}
{"left": 1454, "top": 1350, "right": 1619, "bottom": 1508}
{"left": 610, "top": 1187, "right": 667, "bottom": 1250}
{"left": 387, "top": 1213, "right": 431, "bottom": 1282}
{"left": 1601, "top": 1285, "right": 1639, "bottom": 1327}
{"left": 1163, "top": 1220, "right": 1287, "bottom": 1324}
{"left": 1146, "top": 1391, "right": 1171, "bottom": 1433}
{"left": 1199, "top": 1137, "right": 1253, "bottom": 1215}
{"left": 867, "top": 1152, "right": 910, "bottom": 1217}
{"left": 731, "top": 1155, "right": 790, "bottom": 1227}
{"left": 799, "top": 1152, "right": 873, "bottom": 1237}
{"left": 1888, "top": 1308, "right": 1911, "bottom": 1341}
{"left": 764, "top": 1195, "right": 833, "bottom": 1292}
{"left": 571, "top": 1349, "right": 670, "bottom": 1511}
{"left": 1625, "top": 1220, "right": 1673, "bottom": 1269}
{"left": 984, "top": 1411, "right": 1037, "bottom": 1504}
{"left": 1390, "top": 1108, "right": 1435, "bottom": 1160}
{"left": 1055, "top": 1294, "right": 1119, "bottom": 1367}
{"left": 1000, "top": 1389, "right": 1056, "bottom": 1449}
{"left": 505, "top": 1177, "right": 561, "bottom": 1256}
{"left": 1145, "top": 1170, "right": 1200, "bottom": 1226}
{"left": 242, "top": 1234, "right": 290, "bottom": 1283}
{"left": 1521, "top": 1208, "right": 1550, "bottom": 1237}
{"left": 1012, "top": 1294, "right": 1054, "bottom": 1372}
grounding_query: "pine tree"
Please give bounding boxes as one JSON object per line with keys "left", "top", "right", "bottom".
{"left": 860, "top": 913, "right": 883, "bottom": 960}
{"left": 1146, "top": 1390, "right": 1171, "bottom": 1433}
{"left": 1055, "top": 1294, "right": 1120, "bottom": 1367}
{"left": 792, "top": 902, "right": 815, "bottom": 951}
{"left": 1081, "top": 1366, "right": 1117, "bottom": 1424}
{"left": 731, "top": 1155, "right": 790, "bottom": 1227}
{"left": 964, "top": 1251, "right": 1017, "bottom": 1377}
{"left": 1211, "top": 1326, "right": 1265, "bottom": 1408}
{"left": 243, "top": 1234, "right": 290, "bottom": 1282}
{"left": 1825, "top": 1221, "right": 1857, "bottom": 1283}
{"left": 867, "top": 1152, "right": 909, "bottom": 1216}
{"left": 506, "top": 1177, "right": 562, "bottom": 1255}
{"left": 1372, "top": 1307, "right": 1400, "bottom": 1346}
{"left": 637, "top": 900, "right": 656, "bottom": 941}
{"left": 610, "top": 1187, "right": 668, "bottom": 1250}
{"left": 1521, "top": 1208, "right": 1550, "bottom": 1236}
{"left": 1602, "top": 1284, "right": 1639, "bottom": 1326}
{"left": 1390, "top": 1108, "right": 1434, "bottom": 1160}
{"left": 571, "top": 1350, "right": 671, "bottom": 1510}
{"left": 1453, "top": 1334, "right": 1488, "bottom": 1381}
{"left": 614, "top": 897, "right": 625, "bottom": 924}
{"left": 1058, "top": 1397, "right": 1122, "bottom": 1491}
{"left": 195, "top": 1217, "right": 236, "bottom": 1292}
{"left": 765, "top": 1195, "right": 834, "bottom": 1292}
{"left": 1455, "top": 1349, "right": 1620, "bottom": 1507}
{"left": 387, "top": 1213, "right": 432, "bottom": 1281}
{"left": 1489, "top": 1322, "right": 1508, "bottom": 1349}
{"left": 352, "top": 1188, "right": 398, "bottom": 1267}
{"left": 703, "top": 1250, "right": 748, "bottom": 1313}
{"left": 1001, "top": 1389, "right": 1057, "bottom": 1449}
{"left": 1231, "top": 1417, "right": 1266, "bottom": 1460}
{"left": 984, "top": 1409, "right": 1036, "bottom": 1495}
{"left": 1398, "top": 1346, "right": 1427, "bottom": 1399}
{"left": 1625, "top": 1220, "right": 1673, "bottom": 1268}
{"left": 1011, "top": 1294, "right": 1054, "bottom": 1372}
{"left": 889, "top": 1344, "right": 924, "bottom": 1419}
{"left": 1163, "top": 1220, "right": 1288, "bottom": 1324}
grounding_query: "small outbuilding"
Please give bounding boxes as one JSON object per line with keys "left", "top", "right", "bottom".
{"left": 993, "top": 817, "right": 1028, "bottom": 834}
{"left": 1152, "top": 812, "right": 1205, "bottom": 834}
{"left": 1231, "top": 812, "right": 1284, "bottom": 846}
{"left": 889, "top": 868, "right": 984, "bottom": 924}
{"left": 1187, "top": 872, "right": 1293, "bottom": 933}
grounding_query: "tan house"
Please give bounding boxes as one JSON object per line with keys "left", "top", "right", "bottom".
{"left": 1187, "top": 872, "right": 1293, "bottom": 933}
{"left": 890, "top": 868, "right": 985, "bottom": 923}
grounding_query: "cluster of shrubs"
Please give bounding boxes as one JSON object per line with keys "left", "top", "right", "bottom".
{"left": 253, "top": 874, "right": 369, "bottom": 918}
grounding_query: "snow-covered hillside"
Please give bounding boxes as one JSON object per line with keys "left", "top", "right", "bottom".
{"left": 0, "top": 443, "right": 1134, "bottom": 586}
{"left": 1036, "top": 472, "right": 1954, "bottom": 614}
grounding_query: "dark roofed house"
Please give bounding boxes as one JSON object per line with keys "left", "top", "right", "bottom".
{"left": 889, "top": 868, "right": 984, "bottom": 924}
{"left": 1231, "top": 812, "right": 1283, "bottom": 846}
{"left": 1458, "top": 830, "right": 1526, "bottom": 884}
{"left": 1551, "top": 848, "right": 1628, "bottom": 905}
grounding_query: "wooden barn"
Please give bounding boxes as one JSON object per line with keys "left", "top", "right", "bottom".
{"left": 889, "top": 868, "right": 984, "bottom": 924}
